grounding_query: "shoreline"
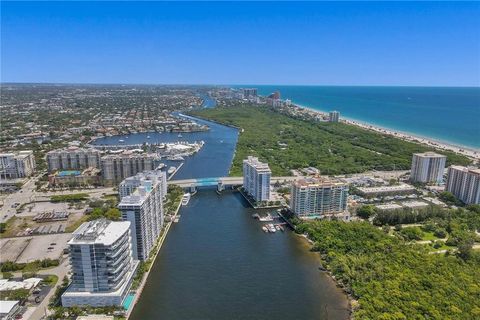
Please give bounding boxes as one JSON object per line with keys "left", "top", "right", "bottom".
{"left": 125, "top": 200, "right": 182, "bottom": 319}
{"left": 289, "top": 102, "right": 480, "bottom": 161}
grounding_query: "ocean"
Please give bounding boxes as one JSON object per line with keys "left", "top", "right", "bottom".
{"left": 236, "top": 86, "right": 480, "bottom": 149}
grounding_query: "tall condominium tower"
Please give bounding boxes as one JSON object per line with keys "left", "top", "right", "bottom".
{"left": 0, "top": 150, "right": 36, "bottom": 179}
{"left": 101, "top": 151, "right": 161, "bottom": 185}
{"left": 46, "top": 147, "right": 102, "bottom": 172}
{"left": 242, "top": 156, "right": 271, "bottom": 202}
{"left": 61, "top": 219, "right": 138, "bottom": 307}
{"left": 328, "top": 111, "right": 340, "bottom": 122}
{"left": 290, "top": 178, "right": 348, "bottom": 219}
{"left": 118, "top": 173, "right": 164, "bottom": 261}
{"left": 119, "top": 170, "right": 167, "bottom": 200}
{"left": 446, "top": 166, "right": 480, "bottom": 205}
{"left": 410, "top": 152, "right": 446, "bottom": 184}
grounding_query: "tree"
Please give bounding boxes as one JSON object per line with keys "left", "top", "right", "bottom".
{"left": 356, "top": 205, "right": 376, "bottom": 219}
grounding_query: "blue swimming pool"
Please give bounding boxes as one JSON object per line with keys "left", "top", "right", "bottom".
{"left": 123, "top": 293, "right": 135, "bottom": 310}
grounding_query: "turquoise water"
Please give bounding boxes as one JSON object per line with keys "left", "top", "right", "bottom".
{"left": 123, "top": 293, "right": 135, "bottom": 310}
{"left": 236, "top": 86, "right": 480, "bottom": 149}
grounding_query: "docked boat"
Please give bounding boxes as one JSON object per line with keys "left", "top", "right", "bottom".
{"left": 258, "top": 213, "right": 273, "bottom": 222}
{"left": 275, "top": 225, "right": 281, "bottom": 231}
{"left": 167, "top": 166, "right": 176, "bottom": 175}
{"left": 181, "top": 193, "right": 191, "bottom": 206}
{"left": 267, "top": 224, "right": 276, "bottom": 233}
{"left": 262, "top": 226, "right": 268, "bottom": 233}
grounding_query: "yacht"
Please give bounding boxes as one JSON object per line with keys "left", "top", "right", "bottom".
{"left": 178, "top": 133, "right": 183, "bottom": 138}
{"left": 181, "top": 193, "right": 191, "bottom": 206}
{"left": 167, "top": 166, "right": 176, "bottom": 175}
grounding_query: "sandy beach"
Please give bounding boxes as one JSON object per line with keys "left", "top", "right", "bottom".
{"left": 289, "top": 103, "right": 480, "bottom": 161}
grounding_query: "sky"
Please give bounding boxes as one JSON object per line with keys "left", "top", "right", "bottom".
{"left": 1, "top": 1, "right": 479, "bottom": 86}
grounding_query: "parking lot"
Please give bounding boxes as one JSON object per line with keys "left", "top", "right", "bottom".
{"left": 0, "top": 233, "right": 72, "bottom": 263}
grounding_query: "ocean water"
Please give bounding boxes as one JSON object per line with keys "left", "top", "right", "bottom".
{"left": 237, "top": 86, "right": 480, "bottom": 149}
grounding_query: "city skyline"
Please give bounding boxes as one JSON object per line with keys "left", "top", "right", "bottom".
{"left": 1, "top": 1, "right": 479, "bottom": 86}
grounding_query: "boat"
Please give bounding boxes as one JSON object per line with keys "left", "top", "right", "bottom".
{"left": 262, "top": 226, "right": 268, "bottom": 233}
{"left": 252, "top": 213, "right": 260, "bottom": 219}
{"left": 181, "top": 193, "right": 191, "bottom": 206}
{"left": 267, "top": 224, "right": 276, "bottom": 233}
{"left": 147, "top": 135, "right": 151, "bottom": 139}
{"left": 258, "top": 213, "right": 273, "bottom": 222}
{"left": 178, "top": 133, "right": 183, "bottom": 138}
{"left": 167, "top": 166, "right": 176, "bottom": 175}
{"left": 275, "top": 225, "right": 281, "bottom": 231}
{"left": 119, "top": 139, "right": 125, "bottom": 143}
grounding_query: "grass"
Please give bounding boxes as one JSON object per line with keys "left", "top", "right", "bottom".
{"left": 190, "top": 105, "right": 471, "bottom": 176}
{"left": 42, "top": 275, "right": 59, "bottom": 286}
{"left": 421, "top": 231, "right": 443, "bottom": 241}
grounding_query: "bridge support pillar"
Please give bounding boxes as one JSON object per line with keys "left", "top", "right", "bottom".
{"left": 217, "top": 182, "right": 224, "bottom": 192}
{"left": 190, "top": 185, "right": 197, "bottom": 193}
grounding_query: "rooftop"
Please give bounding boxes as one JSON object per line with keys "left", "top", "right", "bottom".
{"left": 69, "top": 219, "right": 130, "bottom": 246}
{"left": 414, "top": 152, "right": 446, "bottom": 158}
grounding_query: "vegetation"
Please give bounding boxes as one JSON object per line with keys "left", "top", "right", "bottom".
{"left": 87, "top": 207, "right": 122, "bottom": 221}
{"left": 190, "top": 105, "right": 470, "bottom": 176}
{"left": 0, "top": 288, "right": 30, "bottom": 303}
{"left": 50, "top": 193, "right": 89, "bottom": 203}
{"left": 439, "top": 191, "right": 464, "bottom": 206}
{"left": 0, "top": 258, "right": 59, "bottom": 273}
{"left": 295, "top": 220, "right": 480, "bottom": 319}
{"left": 356, "top": 204, "right": 377, "bottom": 219}
{"left": 165, "top": 185, "right": 183, "bottom": 214}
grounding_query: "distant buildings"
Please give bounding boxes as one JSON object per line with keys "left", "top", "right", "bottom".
{"left": 118, "top": 172, "right": 165, "bottom": 261}
{"left": 61, "top": 219, "right": 138, "bottom": 307}
{"left": 242, "top": 156, "right": 271, "bottom": 202}
{"left": 410, "top": 152, "right": 446, "bottom": 184}
{"left": 101, "top": 151, "right": 162, "bottom": 185}
{"left": 446, "top": 166, "right": 480, "bottom": 204}
{"left": 242, "top": 88, "right": 257, "bottom": 98}
{"left": 46, "top": 147, "right": 102, "bottom": 172}
{"left": 0, "top": 150, "right": 36, "bottom": 179}
{"left": 290, "top": 177, "right": 348, "bottom": 219}
{"left": 268, "top": 91, "right": 281, "bottom": 100}
{"left": 328, "top": 111, "right": 340, "bottom": 123}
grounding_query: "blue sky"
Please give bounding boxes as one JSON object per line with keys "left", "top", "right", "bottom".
{"left": 1, "top": 1, "right": 479, "bottom": 86}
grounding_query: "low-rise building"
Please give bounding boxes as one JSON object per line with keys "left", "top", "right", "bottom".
{"left": 61, "top": 219, "right": 138, "bottom": 307}
{"left": 48, "top": 167, "right": 101, "bottom": 187}
{"left": 0, "top": 300, "right": 20, "bottom": 320}
{"left": 356, "top": 183, "right": 416, "bottom": 198}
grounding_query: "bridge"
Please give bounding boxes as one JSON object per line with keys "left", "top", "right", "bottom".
{"left": 167, "top": 176, "right": 299, "bottom": 192}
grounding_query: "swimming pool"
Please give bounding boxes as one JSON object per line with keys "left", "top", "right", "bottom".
{"left": 123, "top": 293, "right": 135, "bottom": 310}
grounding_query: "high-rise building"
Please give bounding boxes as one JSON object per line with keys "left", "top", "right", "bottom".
{"left": 61, "top": 219, "right": 138, "bottom": 307}
{"left": 101, "top": 151, "right": 162, "bottom": 185}
{"left": 329, "top": 111, "right": 340, "bottom": 122}
{"left": 268, "top": 91, "right": 281, "bottom": 100}
{"left": 242, "top": 156, "right": 271, "bottom": 202}
{"left": 242, "top": 88, "right": 258, "bottom": 98}
{"left": 446, "top": 166, "right": 480, "bottom": 204}
{"left": 0, "top": 151, "right": 36, "bottom": 179}
{"left": 46, "top": 147, "right": 102, "bottom": 172}
{"left": 119, "top": 170, "right": 167, "bottom": 200}
{"left": 410, "top": 152, "right": 446, "bottom": 184}
{"left": 290, "top": 177, "right": 348, "bottom": 219}
{"left": 118, "top": 173, "right": 164, "bottom": 261}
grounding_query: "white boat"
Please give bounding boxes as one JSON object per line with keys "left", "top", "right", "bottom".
{"left": 167, "top": 166, "right": 176, "bottom": 175}
{"left": 267, "top": 224, "right": 276, "bottom": 233}
{"left": 147, "top": 135, "right": 151, "bottom": 139}
{"left": 262, "top": 226, "right": 268, "bottom": 233}
{"left": 119, "top": 139, "right": 125, "bottom": 143}
{"left": 258, "top": 213, "right": 273, "bottom": 222}
{"left": 178, "top": 133, "right": 183, "bottom": 138}
{"left": 275, "top": 225, "right": 281, "bottom": 231}
{"left": 181, "top": 193, "right": 191, "bottom": 206}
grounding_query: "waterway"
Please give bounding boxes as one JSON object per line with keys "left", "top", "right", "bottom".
{"left": 94, "top": 117, "right": 349, "bottom": 319}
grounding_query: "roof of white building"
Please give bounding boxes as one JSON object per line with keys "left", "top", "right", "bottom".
{"left": 0, "top": 278, "right": 42, "bottom": 291}
{"left": 69, "top": 219, "right": 130, "bottom": 246}
{"left": 0, "top": 300, "right": 19, "bottom": 314}
{"left": 413, "top": 152, "right": 446, "bottom": 158}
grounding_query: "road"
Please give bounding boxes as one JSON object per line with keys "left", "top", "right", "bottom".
{"left": 168, "top": 176, "right": 299, "bottom": 188}
{"left": 0, "top": 174, "right": 115, "bottom": 223}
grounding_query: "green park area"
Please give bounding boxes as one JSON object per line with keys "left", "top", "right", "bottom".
{"left": 190, "top": 105, "right": 470, "bottom": 176}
